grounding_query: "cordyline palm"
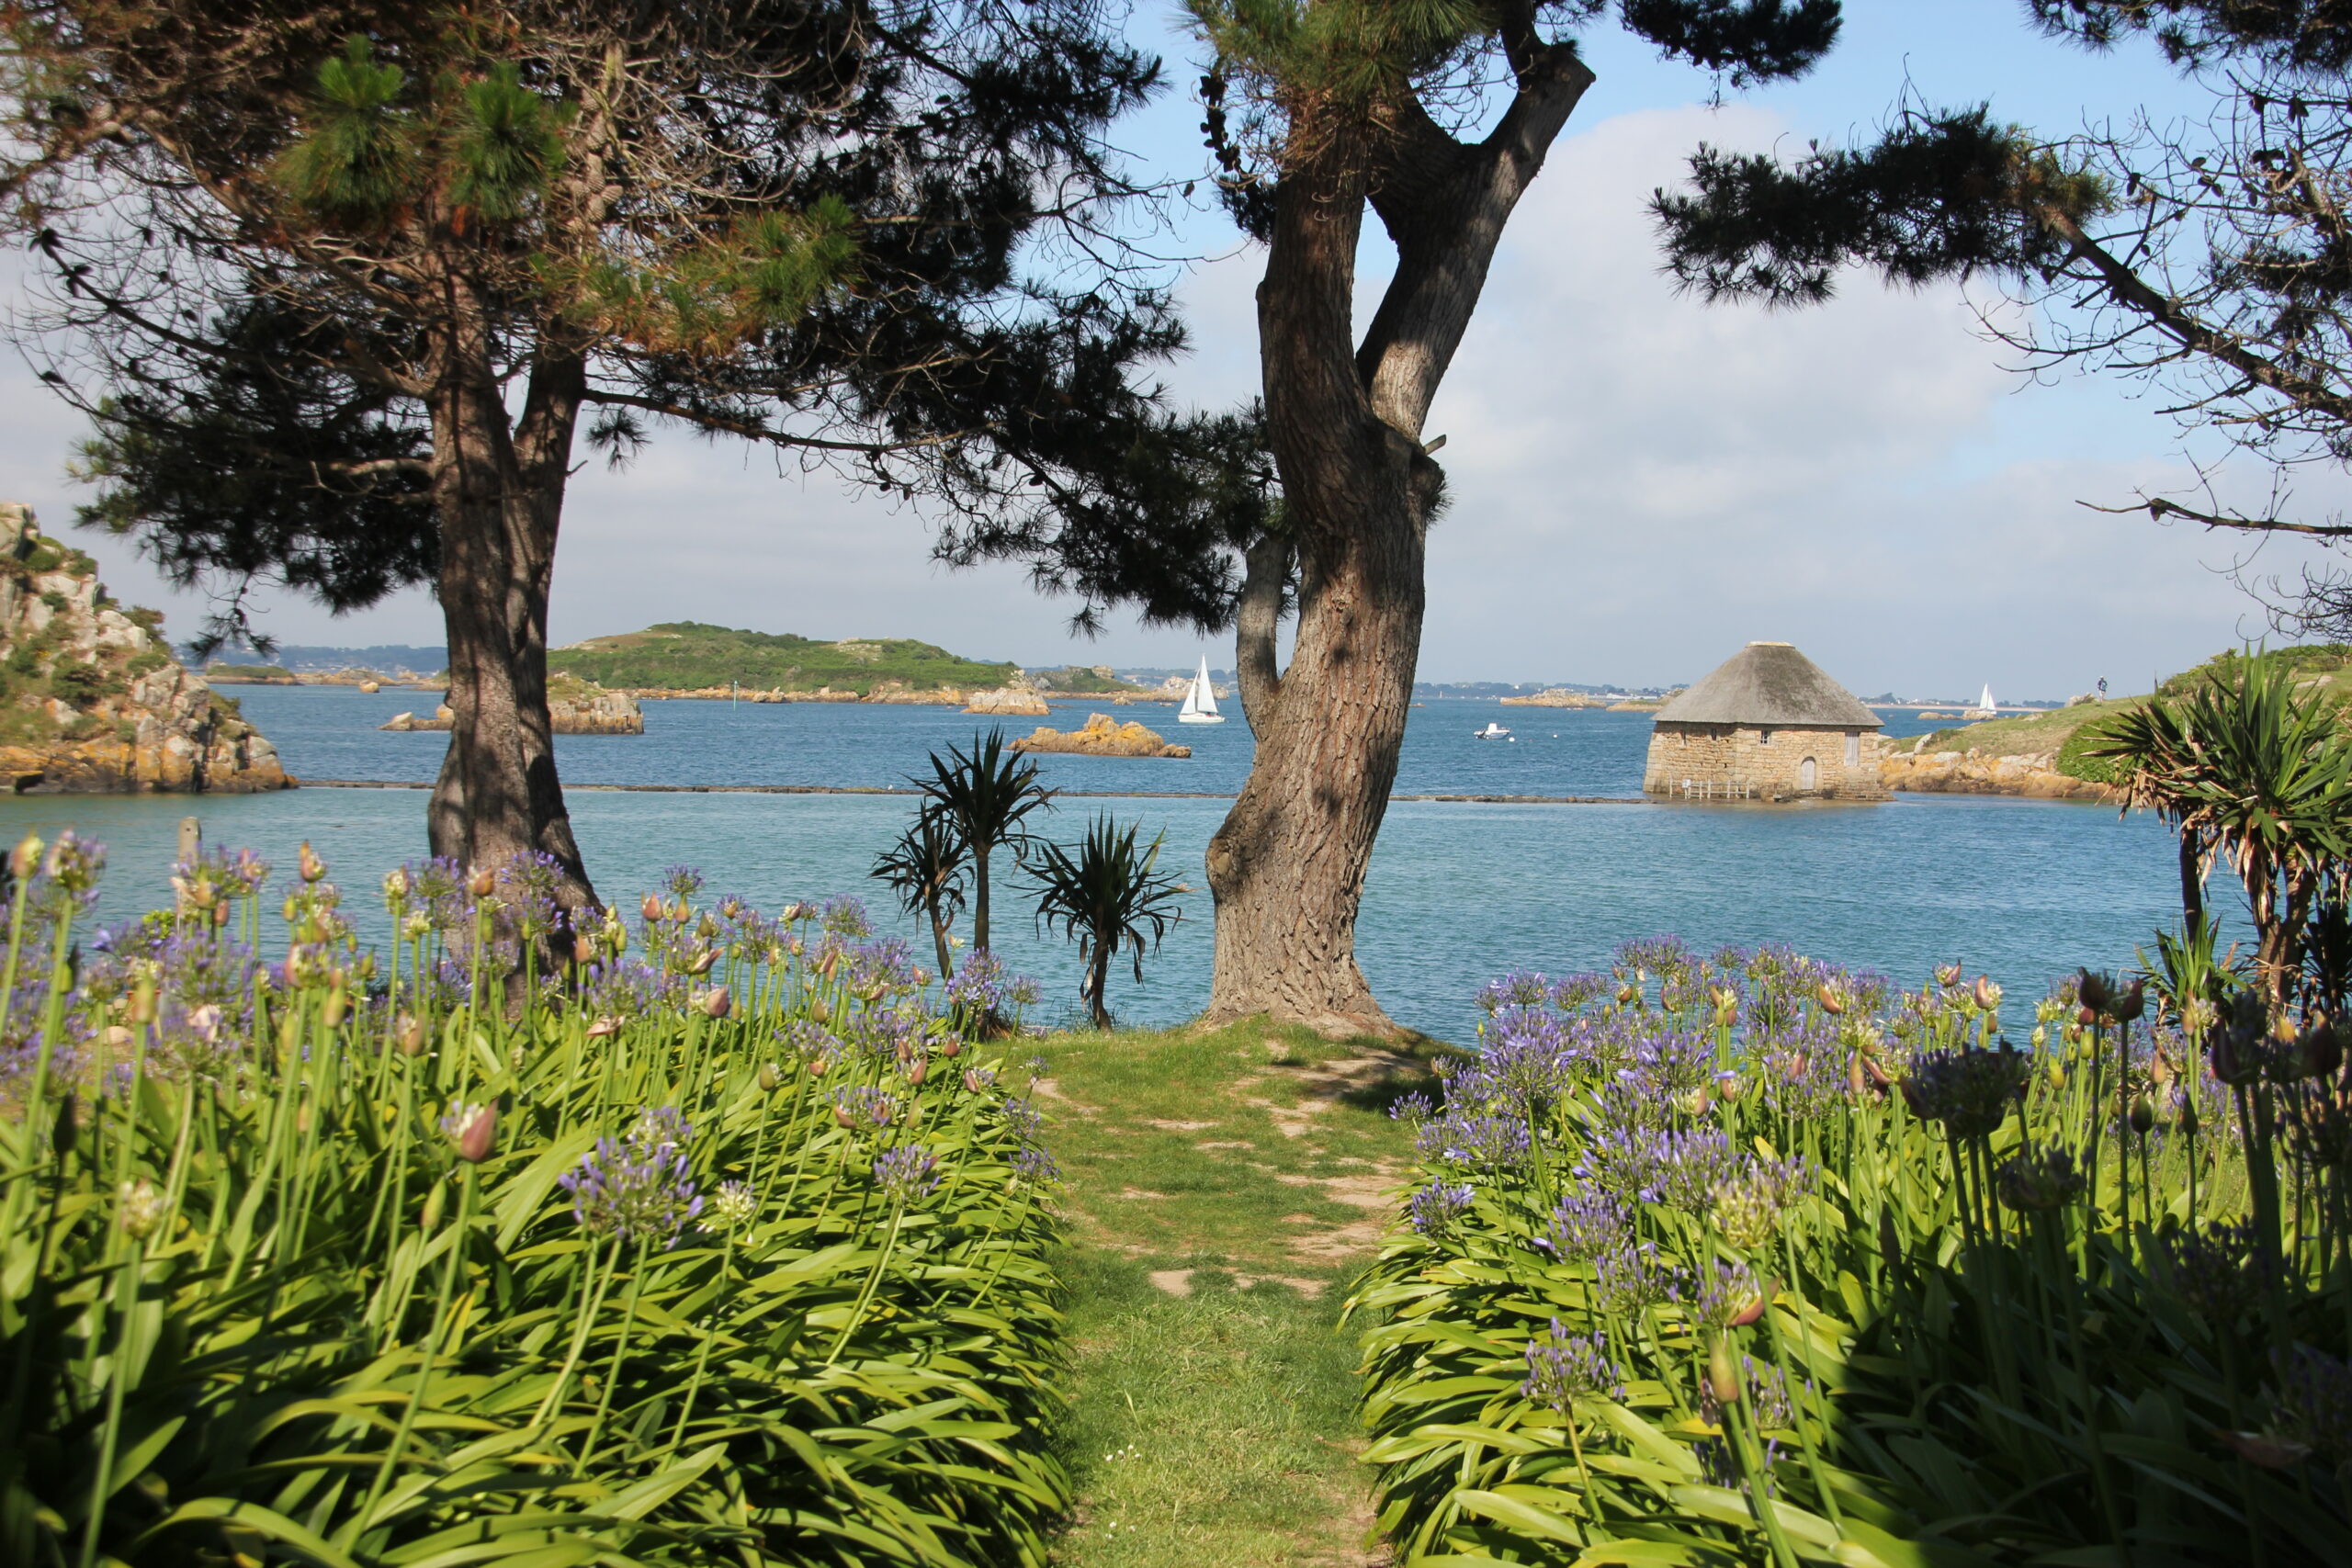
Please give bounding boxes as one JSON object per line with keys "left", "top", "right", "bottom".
{"left": 2086, "top": 654, "right": 2352, "bottom": 1006}
{"left": 1029, "top": 814, "right": 1184, "bottom": 1030}
{"left": 912, "top": 731, "right": 1056, "bottom": 954}
{"left": 871, "top": 813, "right": 968, "bottom": 981}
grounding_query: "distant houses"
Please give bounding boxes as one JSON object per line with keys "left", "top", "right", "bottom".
{"left": 1641, "top": 641, "right": 1888, "bottom": 803}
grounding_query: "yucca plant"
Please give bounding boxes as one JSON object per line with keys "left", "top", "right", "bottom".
{"left": 872, "top": 810, "right": 969, "bottom": 979}
{"left": 911, "top": 729, "right": 1057, "bottom": 956}
{"left": 1027, "top": 813, "right": 1183, "bottom": 1029}
{"left": 2087, "top": 651, "right": 2352, "bottom": 1004}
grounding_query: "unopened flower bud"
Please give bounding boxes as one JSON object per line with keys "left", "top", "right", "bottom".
{"left": 322, "top": 986, "right": 348, "bottom": 1029}
{"left": 397, "top": 1013, "right": 428, "bottom": 1056}
{"left": 2113, "top": 979, "right": 2146, "bottom": 1022}
{"left": 468, "top": 865, "right": 497, "bottom": 899}
{"left": 2076, "top": 968, "right": 2112, "bottom": 1012}
{"left": 695, "top": 986, "right": 731, "bottom": 1020}
{"left": 904, "top": 1056, "right": 928, "bottom": 1087}
{"left": 2179, "top": 1096, "right": 2200, "bottom": 1134}
{"left": 757, "top": 1062, "right": 784, "bottom": 1092}
{"left": 130, "top": 974, "right": 157, "bottom": 1025}
{"left": 687, "top": 947, "right": 719, "bottom": 976}
{"left": 444, "top": 1101, "right": 497, "bottom": 1163}
{"left": 2076, "top": 1005, "right": 2098, "bottom": 1029}
{"left": 2128, "top": 1094, "right": 2154, "bottom": 1134}
{"left": 572, "top": 936, "right": 596, "bottom": 966}
{"left": 8, "top": 832, "right": 42, "bottom": 880}
{"left": 1816, "top": 983, "right": 1843, "bottom": 1016}
{"left": 299, "top": 841, "right": 325, "bottom": 883}
{"left": 1973, "top": 976, "right": 2002, "bottom": 1010}
{"left": 1706, "top": 1337, "right": 1741, "bottom": 1407}
{"left": 1614, "top": 982, "right": 1637, "bottom": 1006}
{"left": 1935, "top": 962, "right": 1962, "bottom": 988}
{"left": 118, "top": 1178, "right": 165, "bottom": 1241}
{"left": 640, "top": 892, "right": 663, "bottom": 921}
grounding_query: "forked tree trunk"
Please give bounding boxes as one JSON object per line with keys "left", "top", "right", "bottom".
{"left": 421, "top": 288, "right": 600, "bottom": 925}
{"left": 1204, "top": 58, "right": 1591, "bottom": 1037}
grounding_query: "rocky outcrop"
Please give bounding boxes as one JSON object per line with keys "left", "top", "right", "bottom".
{"left": 1879, "top": 746, "right": 2117, "bottom": 802}
{"left": 1500, "top": 689, "right": 1603, "bottom": 708}
{"left": 966, "top": 686, "right": 1051, "bottom": 716}
{"left": 1011, "top": 713, "right": 1191, "bottom": 759}
{"left": 383, "top": 679, "right": 643, "bottom": 735}
{"left": 0, "top": 505, "right": 289, "bottom": 794}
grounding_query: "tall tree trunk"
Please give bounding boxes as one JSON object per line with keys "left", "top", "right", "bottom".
{"left": 1204, "top": 59, "right": 1590, "bottom": 1036}
{"left": 972, "top": 842, "right": 994, "bottom": 953}
{"left": 422, "top": 283, "right": 599, "bottom": 924}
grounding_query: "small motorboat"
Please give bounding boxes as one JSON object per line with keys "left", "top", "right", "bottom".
{"left": 1474, "top": 722, "right": 1511, "bottom": 739}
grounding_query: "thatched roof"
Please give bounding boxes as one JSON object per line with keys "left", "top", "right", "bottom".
{"left": 1653, "top": 642, "right": 1881, "bottom": 728}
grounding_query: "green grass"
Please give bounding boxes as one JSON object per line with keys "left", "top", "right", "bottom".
{"left": 1026, "top": 1018, "right": 1454, "bottom": 1566}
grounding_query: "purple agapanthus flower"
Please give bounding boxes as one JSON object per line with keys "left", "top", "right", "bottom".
{"left": 1522, "top": 1319, "right": 1623, "bottom": 1409}
{"left": 872, "top": 1144, "right": 939, "bottom": 1204}
{"left": 559, "top": 1106, "right": 702, "bottom": 1244}
{"left": 1408, "top": 1180, "right": 1476, "bottom": 1239}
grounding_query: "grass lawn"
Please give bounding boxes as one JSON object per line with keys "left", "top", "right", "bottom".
{"left": 1028, "top": 1018, "right": 1452, "bottom": 1567}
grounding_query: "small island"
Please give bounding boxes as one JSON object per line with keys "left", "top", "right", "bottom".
{"left": 1010, "top": 713, "right": 1192, "bottom": 759}
{"left": 382, "top": 674, "right": 643, "bottom": 735}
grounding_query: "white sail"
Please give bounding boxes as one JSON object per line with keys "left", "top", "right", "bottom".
{"left": 1179, "top": 656, "right": 1225, "bottom": 723}
{"left": 1978, "top": 682, "right": 1996, "bottom": 712}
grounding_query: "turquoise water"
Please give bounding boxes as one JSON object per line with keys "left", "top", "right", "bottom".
{"left": 0, "top": 690, "right": 2192, "bottom": 1041}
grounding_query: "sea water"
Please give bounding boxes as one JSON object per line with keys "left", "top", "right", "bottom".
{"left": 0, "top": 689, "right": 2190, "bottom": 1042}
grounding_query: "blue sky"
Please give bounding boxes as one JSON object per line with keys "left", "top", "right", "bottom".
{"left": 0, "top": 0, "right": 2335, "bottom": 700}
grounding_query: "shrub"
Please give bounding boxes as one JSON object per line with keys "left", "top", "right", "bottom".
{"left": 1354, "top": 940, "right": 2348, "bottom": 1565}
{"left": 1, "top": 840, "right": 1069, "bottom": 1567}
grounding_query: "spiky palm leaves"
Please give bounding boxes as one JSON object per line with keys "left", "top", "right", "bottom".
{"left": 2087, "top": 653, "right": 2352, "bottom": 1005}
{"left": 871, "top": 811, "right": 968, "bottom": 980}
{"left": 910, "top": 729, "right": 1057, "bottom": 956}
{"left": 1029, "top": 814, "right": 1184, "bottom": 1029}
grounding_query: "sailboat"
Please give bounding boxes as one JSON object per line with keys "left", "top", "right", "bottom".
{"left": 1977, "top": 682, "right": 1996, "bottom": 713}
{"left": 1178, "top": 656, "right": 1226, "bottom": 724}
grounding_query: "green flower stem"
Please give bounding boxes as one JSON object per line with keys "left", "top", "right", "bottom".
{"left": 529, "top": 1234, "right": 622, "bottom": 1433}
{"left": 356, "top": 1160, "right": 477, "bottom": 1540}
{"left": 74, "top": 1231, "right": 146, "bottom": 1568}
{"left": 828, "top": 1201, "right": 908, "bottom": 1363}
{"left": 663, "top": 1231, "right": 737, "bottom": 1461}
{"left": 579, "top": 1236, "right": 653, "bottom": 1470}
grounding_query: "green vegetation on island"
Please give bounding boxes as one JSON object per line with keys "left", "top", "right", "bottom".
{"left": 1906, "top": 646, "right": 2352, "bottom": 784}
{"left": 547, "top": 622, "right": 1017, "bottom": 696}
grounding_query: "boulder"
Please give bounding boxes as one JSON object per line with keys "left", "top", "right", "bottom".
{"left": 966, "top": 686, "right": 1051, "bottom": 716}
{"left": 383, "top": 684, "right": 642, "bottom": 735}
{"left": 1010, "top": 713, "right": 1191, "bottom": 759}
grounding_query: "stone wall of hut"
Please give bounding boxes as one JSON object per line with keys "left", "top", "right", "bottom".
{"left": 1642, "top": 722, "right": 1888, "bottom": 801}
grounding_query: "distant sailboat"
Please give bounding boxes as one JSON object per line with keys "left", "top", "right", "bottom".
{"left": 1978, "top": 682, "right": 1996, "bottom": 713}
{"left": 1178, "top": 657, "right": 1225, "bottom": 724}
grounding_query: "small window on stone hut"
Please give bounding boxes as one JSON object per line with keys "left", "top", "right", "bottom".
{"left": 1846, "top": 733, "right": 1860, "bottom": 767}
{"left": 1758, "top": 728, "right": 1771, "bottom": 745}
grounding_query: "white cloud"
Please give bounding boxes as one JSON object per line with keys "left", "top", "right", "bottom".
{"left": 0, "top": 96, "right": 2336, "bottom": 694}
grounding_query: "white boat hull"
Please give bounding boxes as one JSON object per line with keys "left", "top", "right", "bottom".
{"left": 1178, "top": 712, "right": 1225, "bottom": 724}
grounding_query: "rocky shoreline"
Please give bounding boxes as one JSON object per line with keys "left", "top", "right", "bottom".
{"left": 1878, "top": 746, "right": 2117, "bottom": 802}
{"left": 0, "top": 504, "right": 289, "bottom": 795}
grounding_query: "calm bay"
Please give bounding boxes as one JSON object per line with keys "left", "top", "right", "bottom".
{"left": 0, "top": 687, "right": 2189, "bottom": 1040}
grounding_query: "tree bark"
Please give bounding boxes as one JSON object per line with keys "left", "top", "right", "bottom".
{"left": 1204, "top": 53, "right": 1591, "bottom": 1037}
{"left": 1234, "top": 528, "right": 1290, "bottom": 740}
{"left": 422, "top": 274, "right": 600, "bottom": 925}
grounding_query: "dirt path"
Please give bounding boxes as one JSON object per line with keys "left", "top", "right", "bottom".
{"left": 1031, "top": 1021, "right": 1441, "bottom": 1568}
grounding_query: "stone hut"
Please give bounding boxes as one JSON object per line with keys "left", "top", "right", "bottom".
{"left": 1642, "top": 641, "right": 1887, "bottom": 802}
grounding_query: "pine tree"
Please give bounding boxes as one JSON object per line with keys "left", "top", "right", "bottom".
{"left": 5, "top": 0, "right": 1176, "bottom": 920}
{"left": 960, "top": 0, "right": 1845, "bottom": 1035}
